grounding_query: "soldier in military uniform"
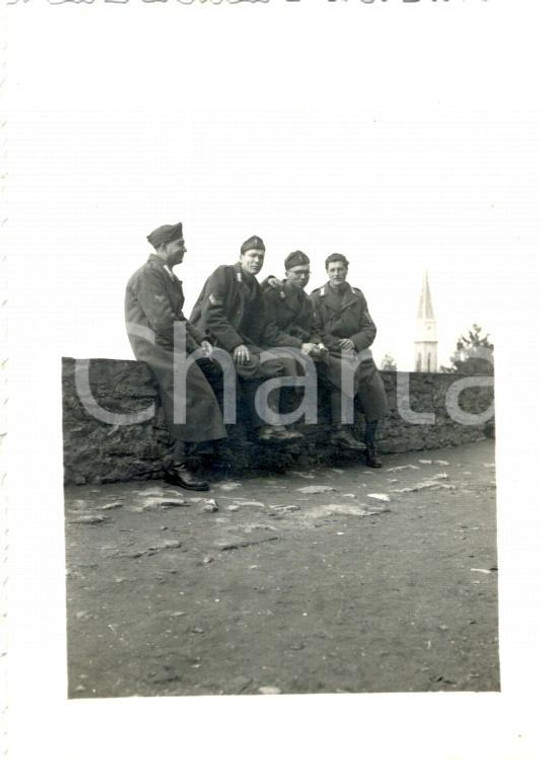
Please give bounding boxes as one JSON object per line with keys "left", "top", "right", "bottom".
{"left": 125, "top": 222, "right": 226, "bottom": 491}
{"left": 261, "top": 250, "right": 323, "bottom": 353}
{"left": 311, "top": 253, "right": 388, "bottom": 467}
{"left": 190, "top": 235, "right": 302, "bottom": 442}
{"left": 260, "top": 250, "right": 327, "bottom": 416}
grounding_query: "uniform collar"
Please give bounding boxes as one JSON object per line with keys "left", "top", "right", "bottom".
{"left": 324, "top": 281, "right": 357, "bottom": 310}
{"left": 147, "top": 254, "right": 181, "bottom": 283}
{"left": 327, "top": 280, "right": 350, "bottom": 295}
{"left": 234, "top": 261, "right": 258, "bottom": 287}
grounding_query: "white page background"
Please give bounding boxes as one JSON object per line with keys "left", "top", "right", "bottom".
{"left": 4, "top": 1, "right": 541, "bottom": 758}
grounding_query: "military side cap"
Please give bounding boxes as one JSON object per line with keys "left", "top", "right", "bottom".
{"left": 240, "top": 235, "right": 265, "bottom": 254}
{"left": 285, "top": 250, "right": 310, "bottom": 270}
{"left": 147, "top": 222, "right": 183, "bottom": 249}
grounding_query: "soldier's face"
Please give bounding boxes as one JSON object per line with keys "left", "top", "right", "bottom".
{"left": 285, "top": 265, "right": 311, "bottom": 290}
{"left": 165, "top": 238, "right": 186, "bottom": 266}
{"left": 327, "top": 261, "right": 348, "bottom": 286}
{"left": 240, "top": 249, "right": 265, "bottom": 276}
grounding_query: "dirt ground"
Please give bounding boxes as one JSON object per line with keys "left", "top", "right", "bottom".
{"left": 64, "top": 439, "right": 499, "bottom": 698}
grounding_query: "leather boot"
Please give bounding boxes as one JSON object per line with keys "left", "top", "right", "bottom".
{"left": 365, "top": 445, "right": 382, "bottom": 468}
{"left": 330, "top": 427, "right": 366, "bottom": 451}
{"left": 164, "top": 464, "right": 210, "bottom": 491}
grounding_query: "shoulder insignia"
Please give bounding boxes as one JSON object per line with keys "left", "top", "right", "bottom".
{"left": 236, "top": 272, "right": 243, "bottom": 282}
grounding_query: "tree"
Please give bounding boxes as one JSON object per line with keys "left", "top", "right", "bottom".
{"left": 440, "top": 324, "right": 494, "bottom": 375}
{"left": 381, "top": 353, "right": 397, "bottom": 371}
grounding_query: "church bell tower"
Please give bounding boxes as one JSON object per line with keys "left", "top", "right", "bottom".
{"left": 414, "top": 271, "right": 438, "bottom": 372}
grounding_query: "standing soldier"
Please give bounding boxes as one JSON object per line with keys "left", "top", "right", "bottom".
{"left": 190, "top": 236, "right": 302, "bottom": 442}
{"left": 311, "top": 253, "right": 388, "bottom": 467}
{"left": 125, "top": 222, "right": 226, "bottom": 491}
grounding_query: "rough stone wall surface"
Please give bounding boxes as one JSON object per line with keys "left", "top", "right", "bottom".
{"left": 62, "top": 358, "right": 494, "bottom": 485}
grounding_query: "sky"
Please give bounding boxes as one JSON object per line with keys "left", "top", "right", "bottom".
{"left": 7, "top": 2, "right": 538, "bottom": 373}
{"left": 4, "top": 1, "right": 541, "bottom": 759}
{"left": 7, "top": 105, "right": 520, "bottom": 370}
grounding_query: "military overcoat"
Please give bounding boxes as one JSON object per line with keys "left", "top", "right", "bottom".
{"left": 310, "top": 282, "right": 388, "bottom": 421}
{"left": 190, "top": 263, "right": 284, "bottom": 380}
{"left": 260, "top": 279, "right": 321, "bottom": 348}
{"left": 125, "top": 255, "right": 226, "bottom": 443}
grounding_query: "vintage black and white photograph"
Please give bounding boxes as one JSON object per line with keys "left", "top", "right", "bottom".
{"left": 59, "top": 111, "right": 499, "bottom": 700}
{"left": 4, "top": 1, "right": 541, "bottom": 758}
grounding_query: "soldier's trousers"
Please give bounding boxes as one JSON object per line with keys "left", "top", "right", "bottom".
{"left": 232, "top": 344, "right": 286, "bottom": 429}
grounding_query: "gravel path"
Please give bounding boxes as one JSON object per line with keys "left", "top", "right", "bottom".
{"left": 65, "top": 439, "right": 499, "bottom": 697}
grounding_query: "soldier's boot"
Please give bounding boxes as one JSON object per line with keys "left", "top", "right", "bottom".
{"left": 259, "top": 390, "right": 304, "bottom": 442}
{"left": 330, "top": 426, "right": 366, "bottom": 451}
{"left": 164, "top": 464, "right": 210, "bottom": 491}
{"left": 165, "top": 440, "right": 210, "bottom": 490}
{"left": 364, "top": 420, "right": 382, "bottom": 468}
{"left": 364, "top": 446, "right": 382, "bottom": 468}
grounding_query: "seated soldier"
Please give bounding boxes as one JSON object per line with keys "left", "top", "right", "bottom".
{"left": 190, "top": 235, "right": 303, "bottom": 442}
{"left": 311, "top": 253, "right": 388, "bottom": 467}
{"left": 125, "top": 221, "right": 226, "bottom": 491}
{"left": 260, "top": 250, "right": 327, "bottom": 416}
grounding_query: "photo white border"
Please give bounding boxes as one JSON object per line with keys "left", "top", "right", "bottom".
{"left": 4, "top": 1, "right": 541, "bottom": 758}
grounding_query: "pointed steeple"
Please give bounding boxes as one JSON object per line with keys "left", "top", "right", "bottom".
{"left": 417, "top": 270, "right": 435, "bottom": 321}
{"left": 414, "top": 271, "right": 438, "bottom": 372}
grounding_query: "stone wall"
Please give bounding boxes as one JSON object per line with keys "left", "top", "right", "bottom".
{"left": 62, "top": 357, "right": 495, "bottom": 485}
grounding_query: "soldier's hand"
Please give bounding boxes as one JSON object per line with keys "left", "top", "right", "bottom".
{"left": 338, "top": 338, "right": 356, "bottom": 353}
{"left": 200, "top": 340, "right": 213, "bottom": 357}
{"left": 301, "top": 342, "right": 317, "bottom": 356}
{"left": 234, "top": 344, "right": 251, "bottom": 365}
{"left": 312, "top": 343, "right": 328, "bottom": 359}
{"left": 267, "top": 277, "right": 286, "bottom": 299}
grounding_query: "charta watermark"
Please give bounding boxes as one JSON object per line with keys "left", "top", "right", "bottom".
{"left": 75, "top": 322, "right": 156, "bottom": 426}
{"left": 74, "top": 321, "right": 494, "bottom": 428}
{"left": 254, "top": 347, "right": 319, "bottom": 426}
{"left": 172, "top": 322, "right": 238, "bottom": 424}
